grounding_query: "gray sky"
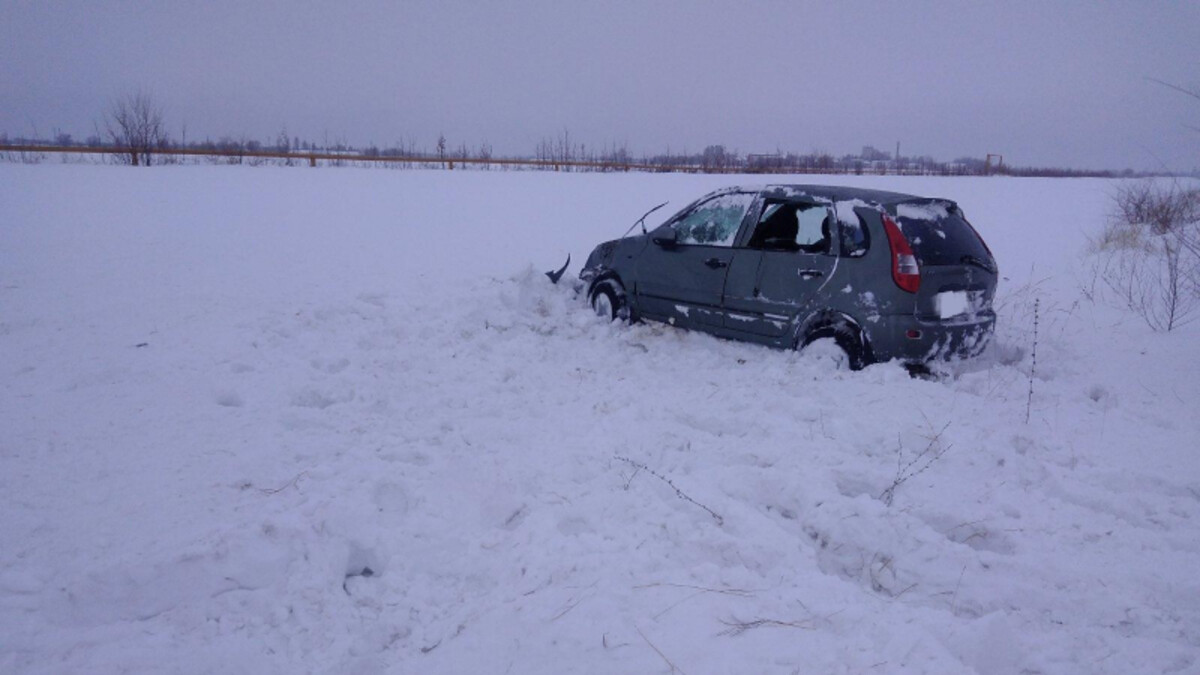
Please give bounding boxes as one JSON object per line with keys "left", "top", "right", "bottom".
{"left": 2, "top": 0, "right": 1198, "bottom": 170}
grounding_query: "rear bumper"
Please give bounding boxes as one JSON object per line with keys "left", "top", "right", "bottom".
{"left": 867, "top": 311, "right": 996, "bottom": 363}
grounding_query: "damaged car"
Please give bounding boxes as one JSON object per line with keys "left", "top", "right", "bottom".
{"left": 577, "top": 185, "right": 998, "bottom": 369}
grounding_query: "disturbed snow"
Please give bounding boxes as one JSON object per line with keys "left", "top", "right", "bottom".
{"left": 1, "top": 165, "right": 1198, "bottom": 674}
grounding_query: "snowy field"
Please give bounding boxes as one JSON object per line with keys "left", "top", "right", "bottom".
{"left": 2, "top": 164, "right": 1198, "bottom": 674}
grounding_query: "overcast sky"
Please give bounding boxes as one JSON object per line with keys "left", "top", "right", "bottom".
{"left": 2, "top": 0, "right": 1197, "bottom": 170}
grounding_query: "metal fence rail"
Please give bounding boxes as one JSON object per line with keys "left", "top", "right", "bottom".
{"left": 0, "top": 143, "right": 914, "bottom": 175}
{"left": 1, "top": 143, "right": 703, "bottom": 172}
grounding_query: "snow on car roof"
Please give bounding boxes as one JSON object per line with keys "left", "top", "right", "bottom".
{"left": 762, "top": 184, "right": 928, "bottom": 205}
{"left": 695, "top": 185, "right": 945, "bottom": 208}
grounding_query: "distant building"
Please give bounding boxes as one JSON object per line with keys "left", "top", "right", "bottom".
{"left": 746, "top": 153, "right": 784, "bottom": 170}
{"left": 861, "top": 145, "right": 891, "bottom": 161}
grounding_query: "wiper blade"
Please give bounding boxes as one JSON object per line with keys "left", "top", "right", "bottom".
{"left": 960, "top": 254, "right": 995, "bottom": 272}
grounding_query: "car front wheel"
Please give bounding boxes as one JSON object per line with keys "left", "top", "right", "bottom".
{"left": 589, "top": 283, "right": 621, "bottom": 321}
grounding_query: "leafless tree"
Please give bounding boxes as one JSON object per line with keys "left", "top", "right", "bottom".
{"left": 477, "top": 140, "right": 492, "bottom": 169}
{"left": 275, "top": 127, "right": 293, "bottom": 165}
{"left": 547, "top": 128, "right": 578, "bottom": 170}
{"left": 535, "top": 137, "right": 552, "bottom": 164}
{"left": 104, "top": 92, "right": 167, "bottom": 166}
{"left": 702, "top": 145, "right": 728, "bottom": 172}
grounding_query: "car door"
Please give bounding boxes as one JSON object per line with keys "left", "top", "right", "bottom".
{"left": 723, "top": 199, "right": 840, "bottom": 338}
{"left": 634, "top": 191, "right": 757, "bottom": 330}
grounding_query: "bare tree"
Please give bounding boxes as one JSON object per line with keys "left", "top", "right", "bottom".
{"left": 104, "top": 92, "right": 166, "bottom": 166}
{"left": 702, "top": 145, "right": 728, "bottom": 172}
{"left": 275, "top": 127, "right": 293, "bottom": 165}
{"left": 477, "top": 140, "right": 492, "bottom": 169}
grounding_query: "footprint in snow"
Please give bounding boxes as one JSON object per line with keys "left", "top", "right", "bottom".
{"left": 310, "top": 357, "right": 350, "bottom": 374}
{"left": 373, "top": 482, "right": 410, "bottom": 518}
{"left": 291, "top": 388, "right": 354, "bottom": 409}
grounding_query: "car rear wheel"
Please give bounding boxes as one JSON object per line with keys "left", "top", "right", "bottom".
{"left": 800, "top": 337, "right": 851, "bottom": 369}
{"left": 801, "top": 325, "right": 868, "bottom": 371}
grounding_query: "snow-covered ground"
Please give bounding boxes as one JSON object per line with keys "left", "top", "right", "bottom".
{"left": 2, "top": 164, "right": 1198, "bottom": 674}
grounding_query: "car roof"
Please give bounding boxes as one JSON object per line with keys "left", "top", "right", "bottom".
{"left": 759, "top": 184, "right": 929, "bottom": 205}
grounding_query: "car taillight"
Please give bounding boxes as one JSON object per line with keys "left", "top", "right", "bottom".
{"left": 882, "top": 214, "right": 920, "bottom": 293}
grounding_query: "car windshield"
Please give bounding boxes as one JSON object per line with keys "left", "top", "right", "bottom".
{"left": 893, "top": 200, "right": 992, "bottom": 269}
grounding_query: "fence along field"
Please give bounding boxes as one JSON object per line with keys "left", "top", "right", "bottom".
{"left": 0, "top": 142, "right": 1036, "bottom": 176}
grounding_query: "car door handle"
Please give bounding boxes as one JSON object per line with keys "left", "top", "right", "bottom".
{"left": 704, "top": 257, "right": 728, "bottom": 269}
{"left": 798, "top": 269, "right": 824, "bottom": 279}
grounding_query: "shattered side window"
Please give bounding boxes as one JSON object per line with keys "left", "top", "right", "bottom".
{"left": 794, "top": 205, "right": 832, "bottom": 252}
{"left": 674, "top": 193, "right": 756, "bottom": 246}
{"left": 746, "top": 201, "right": 833, "bottom": 254}
{"left": 835, "top": 201, "right": 870, "bottom": 257}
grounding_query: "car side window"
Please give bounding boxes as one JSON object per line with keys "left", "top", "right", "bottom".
{"left": 747, "top": 201, "right": 834, "bottom": 254}
{"left": 795, "top": 206, "right": 832, "bottom": 253}
{"left": 836, "top": 204, "right": 870, "bottom": 257}
{"left": 673, "top": 193, "right": 756, "bottom": 246}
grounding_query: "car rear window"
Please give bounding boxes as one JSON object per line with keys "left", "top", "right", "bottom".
{"left": 893, "top": 200, "right": 992, "bottom": 268}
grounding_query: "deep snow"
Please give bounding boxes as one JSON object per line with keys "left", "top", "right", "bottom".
{"left": 1, "top": 164, "right": 1198, "bottom": 674}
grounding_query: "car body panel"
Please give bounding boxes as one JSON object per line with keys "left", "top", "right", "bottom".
{"left": 631, "top": 190, "right": 758, "bottom": 329}
{"left": 722, "top": 248, "right": 839, "bottom": 338}
{"left": 635, "top": 226, "right": 734, "bottom": 329}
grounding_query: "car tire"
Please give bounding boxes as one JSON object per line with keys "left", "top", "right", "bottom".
{"left": 801, "top": 325, "right": 868, "bottom": 371}
{"left": 589, "top": 283, "right": 621, "bottom": 321}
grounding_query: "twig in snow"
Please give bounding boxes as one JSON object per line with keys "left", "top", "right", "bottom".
{"left": 651, "top": 590, "right": 707, "bottom": 620}
{"left": 633, "top": 582, "right": 756, "bottom": 620}
{"left": 878, "top": 423, "right": 951, "bottom": 506}
{"left": 1025, "top": 297, "right": 1039, "bottom": 424}
{"left": 633, "top": 582, "right": 755, "bottom": 597}
{"left": 620, "top": 465, "right": 641, "bottom": 491}
{"left": 259, "top": 471, "right": 308, "bottom": 495}
{"left": 867, "top": 553, "right": 915, "bottom": 597}
{"left": 636, "top": 624, "right": 685, "bottom": 674}
{"left": 868, "top": 554, "right": 894, "bottom": 594}
{"left": 551, "top": 580, "right": 599, "bottom": 621}
{"left": 615, "top": 456, "right": 723, "bottom": 525}
{"left": 718, "top": 616, "right": 815, "bottom": 636}
{"left": 951, "top": 564, "right": 967, "bottom": 615}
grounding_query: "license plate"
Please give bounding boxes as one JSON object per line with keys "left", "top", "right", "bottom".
{"left": 937, "top": 291, "right": 969, "bottom": 319}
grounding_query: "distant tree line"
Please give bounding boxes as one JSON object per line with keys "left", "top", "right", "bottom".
{"left": 0, "top": 91, "right": 1193, "bottom": 178}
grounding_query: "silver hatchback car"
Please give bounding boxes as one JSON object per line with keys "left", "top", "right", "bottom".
{"left": 579, "top": 185, "right": 998, "bottom": 369}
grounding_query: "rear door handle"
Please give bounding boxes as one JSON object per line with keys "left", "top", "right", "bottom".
{"left": 704, "top": 257, "right": 728, "bottom": 269}
{"left": 798, "top": 269, "right": 823, "bottom": 280}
